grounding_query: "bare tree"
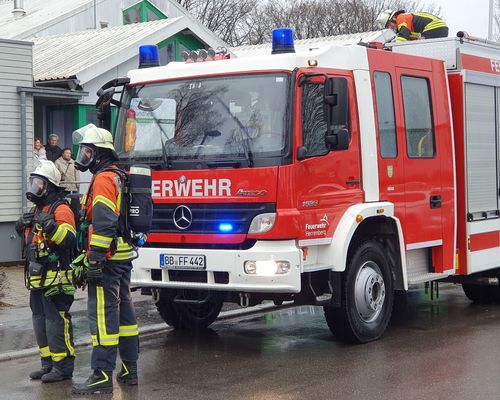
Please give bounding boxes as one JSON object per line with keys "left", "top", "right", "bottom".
{"left": 177, "top": 0, "right": 442, "bottom": 46}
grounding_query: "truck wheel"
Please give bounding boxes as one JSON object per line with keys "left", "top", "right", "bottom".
{"left": 156, "top": 295, "right": 223, "bottom": 331}
{"left": 324, "top": 240, "right": 394, "bottom": 343}
{"left": 462, "top": 283, "right": 495, "bottom": 304}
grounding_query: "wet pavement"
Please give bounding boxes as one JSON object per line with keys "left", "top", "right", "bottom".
{"left": 1, "top": 283, "right": 500, "bottom": 399}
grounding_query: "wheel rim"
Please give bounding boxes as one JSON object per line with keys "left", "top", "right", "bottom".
{"left": 354, "top": 261, "right": 386, "bottom": 323}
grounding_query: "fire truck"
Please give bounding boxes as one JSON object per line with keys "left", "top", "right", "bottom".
{"left": 97, "top": 29, "right": 500, "bottom": 343}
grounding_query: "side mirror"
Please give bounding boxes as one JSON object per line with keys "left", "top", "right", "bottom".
{"left": 323, "top": 78, "right": 349, "bottom": 151}
{"left": 95, "top": 77, "right": 130, "bottom": 130}
{"left": 325, "top": 128, "right": 350, "bottom": 151}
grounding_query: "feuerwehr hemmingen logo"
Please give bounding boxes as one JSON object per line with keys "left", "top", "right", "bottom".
{"left": 173, "top": 205, "right": 192, "bottom": 230}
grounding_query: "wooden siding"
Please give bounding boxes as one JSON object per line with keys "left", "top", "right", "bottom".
{"left": 0, "top": 39, "right": 33, "bottom": 222}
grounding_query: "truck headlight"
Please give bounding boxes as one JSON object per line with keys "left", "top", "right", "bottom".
{"left": 248, "top": 213, "right": 276, "bottom": 234}
{"left": 244, "top": 260, "right": 290, "bottom": 275}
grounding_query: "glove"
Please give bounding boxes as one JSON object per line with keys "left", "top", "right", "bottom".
{"left": 87, "top": 249, "right": 107, "bottom": 286}
{"left": 87, "top": 261, "right": 103, "bottom": 286}
{"left": 71, "top": 252, "right": 89, "bottom": 289}
{"left": 44, "top": 284, "right": 76, "bottom": 298}
{"left": 34, "top": 212, "right": 57, "bottom": 235}
{"left": 15, "top": 212, "right": 35, "bottom": 235}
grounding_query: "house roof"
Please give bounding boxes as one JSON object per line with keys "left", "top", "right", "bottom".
{"left": 232, "top": 30, "right": 395, "bottom": 58}
{"left": 33, "top": 18, "right": 226, "bottom": 84}
{"left": 0, "top": 0, "right": 96, "bottom": 40}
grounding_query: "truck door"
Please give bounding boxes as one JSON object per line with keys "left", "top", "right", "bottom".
{"left": 395, "top": 68, "right": 444, "bottom": 248}
{"left": 294, "top": 73, "right": 363, "bottom": 245}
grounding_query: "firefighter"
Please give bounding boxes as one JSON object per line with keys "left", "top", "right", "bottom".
{"left": 376, "top": 9, "right": 449, "bottom": 42}
{"left": 16, "top": 161, "right": 76, "bottom": 383}
{"left": 71, "top": 124, "right": 139, "bottom": 395}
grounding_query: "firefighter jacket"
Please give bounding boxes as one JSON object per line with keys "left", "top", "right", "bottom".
{"left": 395, "top": 12, "right": 447, "bottom": 42}
{"left": 24, "top": 202, "right": 76, "bottom": 290}
{"left": 82, "top": 166, "right": 137, "bottom": 262}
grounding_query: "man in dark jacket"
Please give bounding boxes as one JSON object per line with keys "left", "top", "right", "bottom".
{"left": 45, "top": 134, "right": 63, "bottom": 162}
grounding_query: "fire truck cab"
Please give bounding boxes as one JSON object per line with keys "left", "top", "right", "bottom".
{"left": 101, "top": 30, "right": 500, "bottom": 343}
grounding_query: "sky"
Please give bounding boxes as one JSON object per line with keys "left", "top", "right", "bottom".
{"left": 428, "top": 0, "right": 490, "bottom": 38}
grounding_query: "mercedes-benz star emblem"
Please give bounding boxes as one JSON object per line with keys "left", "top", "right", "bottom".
{"left": 173, "top": 205, "right": 193, "bottom": 230}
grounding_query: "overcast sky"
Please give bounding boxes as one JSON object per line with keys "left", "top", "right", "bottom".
{"left": 429, "top": 0, "right": 490, "bottom": 38}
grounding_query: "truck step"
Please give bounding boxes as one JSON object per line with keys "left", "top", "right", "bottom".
{"left": 407, "top": 272, "right": 449, "bottom": 285}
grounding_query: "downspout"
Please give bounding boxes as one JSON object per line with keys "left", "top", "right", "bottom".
{"left": 19, "top": 90, "right": 28, "bottom": 211}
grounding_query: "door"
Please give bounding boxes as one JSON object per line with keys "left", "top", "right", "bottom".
{"left": 294, "top": 73, "right": 363, "bottom": 245}
{"left": 396, "top": 69, "right": 443, "bottom": 247}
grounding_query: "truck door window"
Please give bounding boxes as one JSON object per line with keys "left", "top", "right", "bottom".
{"left": 301, "top": 82, "right": 328, "bottom": 157}
{"left": 374, "top": 72, "right": 397, "bottom": 158}
{"left": 401, "top": 76, "right": 435, "bottom": 158}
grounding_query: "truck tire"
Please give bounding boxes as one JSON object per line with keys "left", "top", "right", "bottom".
{"left": 462, "top": 283, "right": 495, "bottom": 304}
{"left": 155, "top": 295, "right": 223, "bottom": 331}
{"left": 324, "top": 240, "right": 394, "bottom": 343}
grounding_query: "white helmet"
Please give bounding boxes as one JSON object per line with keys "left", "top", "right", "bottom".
{"left": 31, "top": 160, "right": 62, "bottom": 187}
{"left": 73, "top": 124, "right": 118, "bottom": 170}
{"left": 73, "top": 123, "right": 117, "bottom": 155}
{"left": 26, "top": 160, "right": 62, "bottom": 201}
{"left": 375, "top": 9, "right": 404, "bottom": 29}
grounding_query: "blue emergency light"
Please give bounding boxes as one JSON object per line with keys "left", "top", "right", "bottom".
{"left": 218, "top": 223, "right": 234, "bottom": 233}
{"left": 139, "top": 45, "right": 160, "bottom": 68}
{"left": 272, "top": 28, "right": 295, "bottom": 54}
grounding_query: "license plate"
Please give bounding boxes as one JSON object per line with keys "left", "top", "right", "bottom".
{"left": 159, "top": 254, "right": 206, "bottom": 270}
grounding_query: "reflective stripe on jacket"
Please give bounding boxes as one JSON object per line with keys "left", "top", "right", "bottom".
{"left": 395, "top": 12, "right": 447, "bottom": 42}
{"left": 24, "top": 203, "right": 76, "bottom": 289}
{"left": 83, "top": 168, "right": 137, "bottom": 262}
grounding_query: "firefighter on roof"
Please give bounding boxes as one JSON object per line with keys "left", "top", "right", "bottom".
{"left": 376, "top": 9, "right": 449, "bottom": 42}
{"left": 16, "top": 161, "right": 76, "bottom": 383}
{"left": 71, "top": 124, "right": 139, "bottom": 395}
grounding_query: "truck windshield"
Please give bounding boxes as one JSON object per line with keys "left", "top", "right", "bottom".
{"left": 115, "top": 73, "right": 291, "bottom": 167}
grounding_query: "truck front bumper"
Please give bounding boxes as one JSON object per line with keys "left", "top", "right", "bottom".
{"left": 131, "top": 240, "right": 302, "bottom": 293}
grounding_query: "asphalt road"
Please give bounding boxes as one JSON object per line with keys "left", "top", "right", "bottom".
{"left": 2, "top": 284, "right": 500, "bottom": 400}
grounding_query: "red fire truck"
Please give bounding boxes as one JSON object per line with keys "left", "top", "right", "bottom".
{"left": 97, "top": 30, "right": 500, "bottom": 343}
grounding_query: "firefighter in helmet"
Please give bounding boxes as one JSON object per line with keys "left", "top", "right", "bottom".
{"left": 16, "top": 160, "right": 76, "bottom": 382}
{"left": 376, "top": 9, "right": 449, "bottom": 42}
{"left": 71, "top": 124, "right": 139, "bottom": 395}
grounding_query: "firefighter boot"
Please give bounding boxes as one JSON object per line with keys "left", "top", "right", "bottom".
{"left": 116, "top": 361, "right": 138, "bottom": 385}
{"left": 72, "top": 370, "right": 113, "bottom": 395}
{"left": 41, "top": 368, "right": 72, "bottom": 383}
{"left": 29, "top": 365, "right": 52, "bottom": 380}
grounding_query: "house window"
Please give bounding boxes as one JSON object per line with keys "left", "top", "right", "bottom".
{"left": 123, "top": 6, "right": 141, "bottom": 24}
{"left": 123, "top": 1, "right": 166, "bottom": 24}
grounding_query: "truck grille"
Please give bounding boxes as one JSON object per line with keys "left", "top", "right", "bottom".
{"left": 151, "top": 203, "right": 276, "bottom": 235}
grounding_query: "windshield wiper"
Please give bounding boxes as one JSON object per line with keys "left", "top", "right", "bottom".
{"left": 206, "top": 160, "right": 241, "bottom": 169}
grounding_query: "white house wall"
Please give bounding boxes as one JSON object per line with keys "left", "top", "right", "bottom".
{"left": 0, "top": 39, "right": 33, "bottom": 262}
{"left": 35, "top": 0, "right": 123, "bottom": 38}
{"left": 83, "top": 56, "right": 139, "bottom": 104}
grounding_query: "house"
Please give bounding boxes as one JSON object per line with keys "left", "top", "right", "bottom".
{"left": 0, "top": 0, "right": 226, "bottom": 262}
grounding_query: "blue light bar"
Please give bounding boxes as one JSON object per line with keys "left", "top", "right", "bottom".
{"left": 218, "top": 223, "right": 234, "bottom": 233}
{"left": 272, "top": 28, "right": 295, "bottom": 55}
{"left": 139, "top": 45, "right": 160, "bottom": 69}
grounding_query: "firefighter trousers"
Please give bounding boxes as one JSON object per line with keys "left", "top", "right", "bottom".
{"left": 30, "top": 290, "right": 75, "bottom": 375}
{"left": 88, "top": 261, "right": 139, "bottom": 371}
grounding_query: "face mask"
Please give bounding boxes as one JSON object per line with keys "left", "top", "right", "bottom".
{"left": 75, "top": 144, "right": 95, "bottom": 172}
{"left": 26, "top": 176, "right": 48, "bottom": 203}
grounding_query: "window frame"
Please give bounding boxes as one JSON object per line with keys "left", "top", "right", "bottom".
{"left": 400, "top": 75, "right": 436, "bottom": 159}
{"left": 374, "top": 71, "right": 398, "bottom": 159}
{"left": 300, "top": 81, "right": 330, "bottom": 158}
